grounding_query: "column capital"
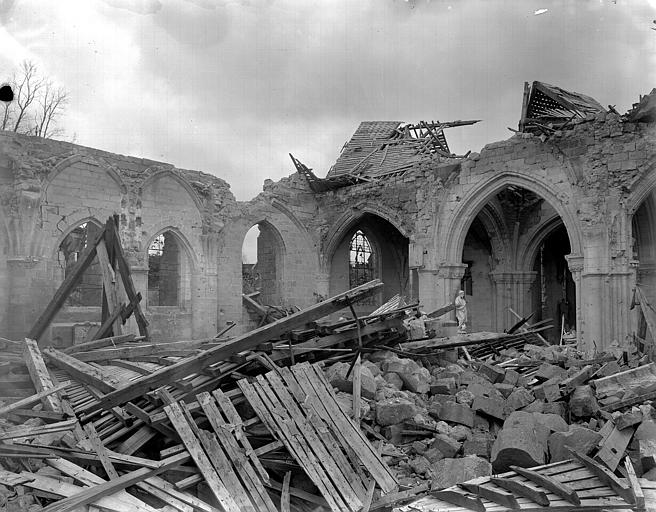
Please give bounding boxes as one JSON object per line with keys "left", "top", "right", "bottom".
{"left": 565, "top": 254, "right": 584, "bottom": 273}
{"left": 437, "top": 262, "right": 468, "bottom": 280}
{"left": 489, "top": 270, "right": 537, "bottom": 285}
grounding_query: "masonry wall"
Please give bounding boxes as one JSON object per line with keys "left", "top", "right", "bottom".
{"left": 1, "top": 108, "right": 655, "bottom": 354}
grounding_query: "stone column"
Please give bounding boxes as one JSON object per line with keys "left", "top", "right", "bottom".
{"left": 490, "top": 271, "right": 537, "bottom": 332}
{"left": 565, "top": 255, "right": 584, "bottom": 350}
{"left": 420, "top": 262, "right": 467, "bottom": 321}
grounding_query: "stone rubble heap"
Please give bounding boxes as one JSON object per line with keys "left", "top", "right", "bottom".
{"left": 323, "top": 342, "right": 656, "bottom": 492}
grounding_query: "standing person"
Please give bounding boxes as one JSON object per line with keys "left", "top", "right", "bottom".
{"left": 455, "top": 290, "right": 468, "bottom": 333}
{"left": 406, "top": 309, "right": 427, "bottom": 340}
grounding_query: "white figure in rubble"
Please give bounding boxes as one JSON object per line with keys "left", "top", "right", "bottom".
{"left": 455, "top": 290, "right": 468, "bottom": 332}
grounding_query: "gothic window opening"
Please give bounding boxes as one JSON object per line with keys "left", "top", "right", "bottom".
{"left": 349, "top": 230, "right": 376, "bottom": 289}
{"left": 59, "top": 222, "right": 103, "bottom": 307}
{"left": 148, "top": 232, "right": 180, "bottom": 306}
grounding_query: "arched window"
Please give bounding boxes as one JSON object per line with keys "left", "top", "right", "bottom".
{"left": 148, "top": 232, "right": 180, "bottom": 306}
{"left": 59, "top": 222, "right": 103, "bottom": 307}
{"left": 349, "top": 230, "right": 376, "bottom": 288}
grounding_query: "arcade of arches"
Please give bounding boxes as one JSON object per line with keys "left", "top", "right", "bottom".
{"left": 0, "top": 88, "right": 655, "bottom": 356}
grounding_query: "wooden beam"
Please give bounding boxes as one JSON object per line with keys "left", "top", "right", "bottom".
{"left": 77, "top": 279, "right": 383, "bottom": 414}
{"left": 431, "top": 490, "right": 485, "bottom": 512}
{"left": 107, "top": 216, "right": 149, "bottom": 337}
{"left": 39, "top": 452, "right": 189, "bottom": 512}
{"left": 63, "top": 334, "right": 136, "bottom": 354}
{"left": 459, "top": 482, "right": 520, "bottom": 509}
{"left": 510, "top": 465, "right": 581, "bottom": 505}
{"left": 489, "top": 477, "right": 549, "bottom": 506}
{"left": 28, "top": 227, "right": 104, "bottom": 342}
{"left": 623, "top": 456, "right": 644, "bottom": 509}
{"left": 23, "top": 338, "right": 62, "bottom": 412}
{"left": 43, "top": 347, "right": 121, "bottom": 394}
{"left": 569, "top": 450, "right": 634, "bottom": 505}
{"left": 96, "top": 239, "right": 122, "bottom": 337}
{"left": 0, "top": 380, "right": 71, "bottom": 418}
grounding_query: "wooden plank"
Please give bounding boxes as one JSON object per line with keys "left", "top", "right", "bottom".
{"left": 0, "top": 380, "right": 71, "bottom": 418}
{"left": 352, "top": 353, "right": 361, "bottom": 422}
{"left": 594, "top": 425, "right": 635, "bottom": 471}
{"left": 164, "top": 402, "right": 241, "bottom": 512}
{"left": 277, "top": 366, "right": 369, "bottom": 492}
{"left": 96, "top": 238, "right": 123, "bottom": 337}
{"left": 107, "top": 217, "right": 149, "bottom": 337}
{"left": 144, "top": 475, "right": 221, "bottom": 512}
{"left": 39, "top": 452, "right": 189, "bottom": 512}
{"left": 73, "top": 345, "right": 201, "bottom": 362}
{"left": 197, "top": 429, "right": 257, "bottom": 512}
{"left": 281, "top": 471, "right": 291, "bottom": 512}
{"left": 261, "top": 371, "right": 364, "bottom": 508}
{"left": 211, "top": 388, "right": 270, "bottom": 484}
{"left": 510, "top": 465, "right": 581, "bottom": 505}
{"left": 197, "top": 392, "right": 277, "bottom": 512}
{"left": 0, "top": 419, "right": 78, "bottom": 441}
{"left": 20, "top": 472, "right": 154, "bottom": 512}
{"left": 63, "top": 334, "right": 136, "bottom": 354}
{"left": 46, "top": 458, "right": 162, "bottom": 512}
{"left": 252, "top": 375, "right": 352, "bottom": 511}
{"left": 28, "top": 227, "right": 104, "bottom": 342}
{"left": 77, "top": 279, "right": 383, "bottom": 414}
{"left": 83, "top": 422, "right": 118, "bottom": 479}
{"left": 624, "top": 456, "right": 644, "bottom": 509}
{"left": 238, "top": 378, "right": 347, "bottom": 512}
{"left": 489, "top": 477, "right": 550, "bottom": 506}
{"left": 297, "top": 363, "right": 398, "bottom": 491}
{"left": 43, "top": 347, "right": 120, "bottom": 394}
{"left": 430, "top": 490, "right": 486, "bottom": 512}
{"left": 135, "top": 480, "right": 194, "bottom": 512}
{"left": 459, "top": 482, "right": 520, "bottom": 509}
{"left": 570, "top": 450, "right": 634, "bottom": 505}
{"left": 23, "top": 338, "right": 62, "bottom": 412}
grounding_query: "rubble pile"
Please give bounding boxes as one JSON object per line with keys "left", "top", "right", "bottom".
{"left": 0, "top": 262, "right": 653, "bottom": 511}
{"left": 322, "top": 337, "right": 656, "bottom": 494}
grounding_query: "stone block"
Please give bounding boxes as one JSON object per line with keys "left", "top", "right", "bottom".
{"left": 506, "top": 387, "right": 534, "bottom": 411}
{"left": 325, "top": 361, "right": 377, "bottom": 399}
{"left": 455, "top": 389, "right": 475, "bottom": 406}
{"left": 548, "top": 427, "right": 603, "bottom": 462}
{"left": 376, "top": 398, "right": 416, "bottom": 426}
{"left": 433, "top": 401, "right": 474, "bottom": 428}
{"left": 479, "top": 363, "right": 506, "bottom": 384}
{"left": 491, "top": 427, "right": 546, "bottom": 472}
{"left": 473, "top": 413, "right": 490, "bottom": 431}
{"left": 494, "top": 383, "right": 515, "bottom": 398}
{"left": 432, "top": 433, "right": 461, "bottom": 458}
{"left": 468, "top": 381, "right": 504, "bottom": 400}
{"left": 382, "top": 423, "right": 404, "bottom": 444}
{"left": 533, "top": 412, "right": 568, "bottom": 434}
{"left": 430, "top": 456, "right": 492, "bottom": 490}
{"left": 431, "top": 377, "right": 456, "bottom": 395}
{"left": 535, "top": 363, "right": 567, "bottom": 382}
{"left": 463, "top": 431, "right": 493, "bottom": 458}
{"left": 570, "top": 385, "right": 598, "bottom": 417}
{"left": 533, "top": 379, "right": 562, "bottom": 402}
{"left": 450, "top": 425, "right": 472, "bottom": 442}
{"left": 503, "top": 369, "right": 520, "bottom": 386}
{"left": 615, "top": 410, "right": 643, "bottom": 430}
{"left": 460, "top": 370, "right": 490, "bottom": 387}
{"left": 521, "top": 400, "right": 546, "bottom": 413}
{"left": 542, "top": 402, "right": 566, "bottom": 418}
{"left": 472, "top": 396, "right": 507, "bottom": 421}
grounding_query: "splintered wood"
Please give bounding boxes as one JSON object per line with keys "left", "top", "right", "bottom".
{"left": 239, "top": 362, "right": 398, "bottom": 512}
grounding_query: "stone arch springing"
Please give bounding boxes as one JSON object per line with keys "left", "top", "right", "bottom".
{"left": 441, "top": 172, "right": 582, "bottom": 264}
{"left": 45, "top": 155, "right": 126, "bottom": 194}
{"left": 140, "top": 169, "right": 205, "bottom": 214}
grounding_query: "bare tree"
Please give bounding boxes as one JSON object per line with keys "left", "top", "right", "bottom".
{"left": 1, "top": 60, "right": 69, "bottom": 138}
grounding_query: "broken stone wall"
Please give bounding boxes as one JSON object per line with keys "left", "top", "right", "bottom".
{"left": 0, "top": 131, "right": 235, "bottom": 343}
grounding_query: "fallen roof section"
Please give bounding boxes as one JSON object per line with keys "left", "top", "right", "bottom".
{"left": 519, "top": 81, "right": 606, "bottom": 134}
{"left": 326, "top": 119, "right": 479, "bottom": 179}
{"left": 625, "top": 88, "right": 656, "bottom": 123}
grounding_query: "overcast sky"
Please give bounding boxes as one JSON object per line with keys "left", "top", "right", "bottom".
{"left": 1, "top": 0, "right": 655, "bottom": 202}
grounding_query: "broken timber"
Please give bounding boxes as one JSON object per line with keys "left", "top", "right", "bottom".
{"left": 76, "top": 279, "right": 383, "bottom": 416}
